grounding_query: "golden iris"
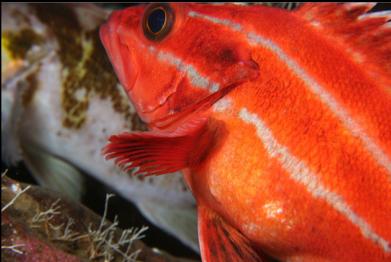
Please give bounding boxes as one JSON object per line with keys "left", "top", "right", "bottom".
{"left": 143, "top": 4, "right": 174, "bottom": 41}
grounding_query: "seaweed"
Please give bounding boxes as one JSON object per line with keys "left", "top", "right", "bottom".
{"left": 1, "top": 171, "right": 194, "bottom": 261}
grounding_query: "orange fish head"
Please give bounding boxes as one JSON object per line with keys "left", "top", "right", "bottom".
{"left": 100, "top": 3, "right": 258, "bottom": 127}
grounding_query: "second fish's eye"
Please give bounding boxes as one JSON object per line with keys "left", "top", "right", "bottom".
{"left": 143, "top": 4, "right": 174, "bottom": 41}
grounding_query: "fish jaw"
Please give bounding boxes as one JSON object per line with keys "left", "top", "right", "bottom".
{"left": 100, "top": 10, "right": 138, "bottom": 97}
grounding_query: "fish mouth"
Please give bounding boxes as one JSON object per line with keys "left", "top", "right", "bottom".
{"left": 137, "top": 93, "right": 177, "bottom": 130}
{"left": 99, "top": 11, "right": 138, "bottom": 94}
{"left": 150, "top": 82, "right": 239, "bottom": 130}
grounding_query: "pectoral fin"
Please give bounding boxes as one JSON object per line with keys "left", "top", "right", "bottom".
{"left": 198, "top": 205, "right": 263, "bottom": 262}
{"left": 103, "top": 115, "right": 216, "bottom": 176}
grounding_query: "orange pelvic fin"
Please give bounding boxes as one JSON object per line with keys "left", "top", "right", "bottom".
{"left": 103, "top": 115, "right": 215, "bottom": 176}
{"left": 198, "top": 205, "right": 263, "bottom": 262}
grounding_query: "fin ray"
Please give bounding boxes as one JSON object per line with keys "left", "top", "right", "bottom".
{"left": 198, "top": 205, "right": 264, "bottom": 262}
{"left": 295, "top": 3, "right": 391, "bottom": 82}
{"left": 103, "top": 115, "right": 215, "bottom": 176}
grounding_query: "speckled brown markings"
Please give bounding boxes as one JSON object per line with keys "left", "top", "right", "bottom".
{"left": 2, "top": 26, "right": 42, "bottom": 107}
{"left": 11, "top": 8, "right": 31, "bottom": 26}
{"left": 32, "top": 4, "right": 141, "bottom": 130}
{"left": 2, "top": 28, "right": 44, "bottom": 60}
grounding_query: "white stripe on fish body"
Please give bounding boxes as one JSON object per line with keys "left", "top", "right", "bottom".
{"left": 239, "top": 107, "right": 391, "bottom": 254}
{"left": 146, "top": 45, "right": 220, "bottom": 93}
{"left": 187, "top": 9, "right": 391, "bottom": 254}
{"left": 187, "top": 10, "right": 391, "bottom": 180}
{"left": 212, "top": 97, "right": 233, "bottom": 113}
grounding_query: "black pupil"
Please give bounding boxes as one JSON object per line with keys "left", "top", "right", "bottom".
{"left": 148, "top": 8, "right": 166, "bottom": 34}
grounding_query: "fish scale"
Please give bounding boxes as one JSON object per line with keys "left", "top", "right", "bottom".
{"left": 100, "top": 3, "right": 391, "bottom": 261}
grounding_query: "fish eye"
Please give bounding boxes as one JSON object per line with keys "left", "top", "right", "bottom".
{"left": 143, "top": 4, "right": 174, "bottom": 41}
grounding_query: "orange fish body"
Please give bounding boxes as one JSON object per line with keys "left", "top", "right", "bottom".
{"left": 100, "top": 3, "right": 391, "bottom": 261}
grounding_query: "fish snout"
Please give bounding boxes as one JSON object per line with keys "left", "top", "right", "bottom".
{"left": 99, "top": 12, "right": 138, "bottom": 94}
